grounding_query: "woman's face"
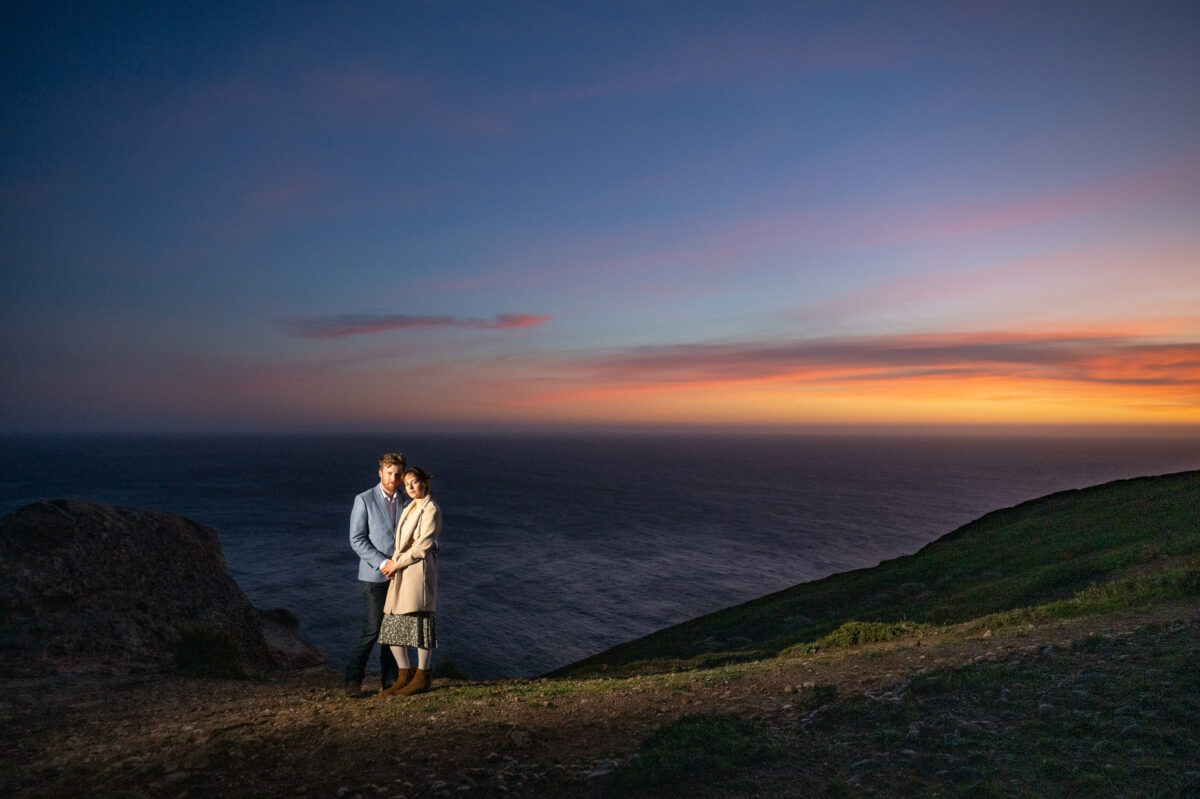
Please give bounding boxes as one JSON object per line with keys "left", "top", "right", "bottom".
{"left": 403, "top": 475, "right": 427, "bottom": 500}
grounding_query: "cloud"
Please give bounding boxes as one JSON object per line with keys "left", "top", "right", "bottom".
{"left": 569, "top": 331, "right": 1200, "bottom": 390}
{"left": 533, "top": 22, "right": 902, "bottom": 104}
{"left": 282, "top": 312, "right": 551, "bottom": 339}
{"left": 306, "top": 66, "right": 509, "bottom": 137}
{"left": 872, "top": 162, "right": 1200, "bottom": 246}
{"left": 250, "top": 174, "right": 330, "bottom": 208}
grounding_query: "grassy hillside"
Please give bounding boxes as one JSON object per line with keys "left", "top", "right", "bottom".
{"left": 554, "top": 470, "right": 1200, "bottom": 677}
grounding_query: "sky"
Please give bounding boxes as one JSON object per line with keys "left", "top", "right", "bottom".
{"left": 2, "top": 0, "right": 1199, "bottom": 433}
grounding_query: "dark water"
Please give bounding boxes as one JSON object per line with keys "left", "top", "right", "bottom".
{"left": 2, "top": 432, "right": 1198, "bottom": 679}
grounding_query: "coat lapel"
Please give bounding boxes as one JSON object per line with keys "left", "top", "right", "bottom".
{"left": 398, "top": 497, "right": 427, "bottom": 549}
{"left": 369, "top": 487, "right": 390, "bottom": 532}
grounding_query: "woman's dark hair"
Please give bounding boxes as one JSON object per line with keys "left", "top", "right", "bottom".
{"left": 402, "top": 466, "right": 433, "bottom": 496}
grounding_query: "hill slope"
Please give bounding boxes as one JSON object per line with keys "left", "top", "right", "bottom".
{"left": 553, "top": 470, "right": 1200, "bottom": 678}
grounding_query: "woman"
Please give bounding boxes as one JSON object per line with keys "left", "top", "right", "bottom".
{"left": 378, "top": 466, "right": 440, "bottom": 696}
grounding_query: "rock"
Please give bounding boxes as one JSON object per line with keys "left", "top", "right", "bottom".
{"left": 503, "top": 727, "right": 534, "bottom": 748}
{"left": 259, "top": 607, "right": 326, "bottom": 670}
{"left": 0, "top": 499, "right": 324, "bottom": 676}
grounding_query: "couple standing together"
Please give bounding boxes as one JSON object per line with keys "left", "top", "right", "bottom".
{"left": 344, "top": 452, "right": 440, "bottom": 698}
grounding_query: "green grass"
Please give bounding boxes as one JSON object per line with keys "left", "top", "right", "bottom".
{"left": 769, "top": 619, "right": 1200, "bottom": 798}
{"left": 553, "top": 471, "right": 1200, "bottom": 677}
{"left": 781, "top": 620, "right": 933, "bottom": 656}
{"left": 970, "top": 562, "right": 1200, "bottom": 630}
{"left": 611, "top": 713, "right": 779, "bottom": 796}
{"left": 605, "top": 617, "right": 1200, "bottom": 798}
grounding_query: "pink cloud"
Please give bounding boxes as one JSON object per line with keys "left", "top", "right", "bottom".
{"left": 250, "top": 174, "right": 330, "bottom": 207}
{"left": 699, "top": 161, "right": 1200, "bottom": 262}
{"left": 874, "top": 162, "right": 1200, "bottom": 245}
{"left": 560, "top": 331, "right": 1200, "bottom": 392}
{"left": 307, "top": 67, "right": 429, "bottom": 108}
{"left": 283, "top": 312, "right": 551, "bottom": 338}
{"left": 305, "top": 66, "right": 509, "bottom": 137}
{"left": 460, "top": 158, "right": 1200, "bottom": 304}
{"left": 804, "top": 236, "right": 1200, "bottom": 330}
{"left": 534, "top": 25, "right": 903, "bottom": 104}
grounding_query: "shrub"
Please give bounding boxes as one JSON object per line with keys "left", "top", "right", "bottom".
{"left": 614, "top": 713, "right": 776, "bottom": 792}
{"left": 779, "top": 620, "right": 930, "bottom": 657}
{"left": 174, "top": 623, "right": 245, "bottom": 678}
{"left": 433, "top": 658, "right": 467, "bottom": 680}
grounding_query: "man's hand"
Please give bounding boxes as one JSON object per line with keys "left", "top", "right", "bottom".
{"left": 380, "top": 559, "right": 396, "bottom": 579}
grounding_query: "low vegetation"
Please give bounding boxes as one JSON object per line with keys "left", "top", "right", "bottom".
{"left": 174, "top": 623, "right": 246, "bottom": 679}
{"left": 782, "top": 620, "right": 933, "bottom": 656}
{"left": 613, "top": 713, "right": 780, "bottom": 795}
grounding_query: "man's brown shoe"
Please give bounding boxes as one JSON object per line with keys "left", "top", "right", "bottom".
{"left": 344, "top": 680, "right": 362, "bottom": 698}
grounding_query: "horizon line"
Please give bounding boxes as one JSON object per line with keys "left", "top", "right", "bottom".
{"left": 5, "top": 422, "right": 1200, "bottom": 439}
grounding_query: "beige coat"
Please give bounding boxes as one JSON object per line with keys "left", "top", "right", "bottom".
{"left": 382, "top": 495, "right": 440, "bottom": 614}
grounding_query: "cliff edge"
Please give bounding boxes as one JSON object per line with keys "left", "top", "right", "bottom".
{"left": 0, "top": 499, "right": 324, "bottom": 677}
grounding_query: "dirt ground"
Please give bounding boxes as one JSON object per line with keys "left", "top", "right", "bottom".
{"left": 1, "top": 606, "right": 1193, "bottom": 799}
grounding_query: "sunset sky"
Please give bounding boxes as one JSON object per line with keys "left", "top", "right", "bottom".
{"left": 2, "top": 1, "right": 1198, "bottom": 432}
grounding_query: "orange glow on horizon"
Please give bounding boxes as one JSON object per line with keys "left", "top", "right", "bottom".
{"left": 173, "top": 326, "right": 1200, "bottom": 431}
{"left": 497, "top": 361, "right": 1200, "bottom": 428}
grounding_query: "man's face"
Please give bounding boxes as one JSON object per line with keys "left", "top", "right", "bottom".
{"left": 379, "top": 464, "right": 403, "bottom": 495}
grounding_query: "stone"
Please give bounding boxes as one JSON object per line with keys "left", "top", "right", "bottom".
{"left": 259, "top": 606, "right": 326, "bottom": 670}
{"left": 0, "top": 499, "right": 324, "bottom": 676}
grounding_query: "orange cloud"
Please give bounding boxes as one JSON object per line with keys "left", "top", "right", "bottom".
{"left": 498, "top": 329, "right": 1200, "bottom": 426}
{"left": 568, "top": 331, "right": 1197, "bottom": 387}
{"left": 153, "top": 325, "right": 1200, "bottom": 430}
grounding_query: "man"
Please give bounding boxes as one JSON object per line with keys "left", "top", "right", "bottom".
{"left": 344, "top": 452, "right": 405, "bottom": 697}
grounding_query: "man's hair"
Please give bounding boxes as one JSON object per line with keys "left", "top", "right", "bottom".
{"left": 378, "top": 452, "right": 407, "bottom": 470}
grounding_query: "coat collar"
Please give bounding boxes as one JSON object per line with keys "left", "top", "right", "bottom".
{"left": 402, "top": 495, "right": 432, "bottom": 517}
{"left": 375, "top": 483, "right": 402, "bottom": 501}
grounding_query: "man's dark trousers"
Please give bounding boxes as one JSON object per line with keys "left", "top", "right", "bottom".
{"left": 345, "top": 580, "right": 400, "bottom": 688}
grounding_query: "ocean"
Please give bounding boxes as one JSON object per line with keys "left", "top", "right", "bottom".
{"left": 2, "top": 432, "right": 1199, "bottom": 679}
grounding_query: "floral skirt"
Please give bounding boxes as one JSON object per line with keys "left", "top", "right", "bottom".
{"left": 378, "top": 611, "right": 437, "bottom": 649}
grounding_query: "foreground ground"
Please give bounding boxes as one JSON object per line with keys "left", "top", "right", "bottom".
{"left": 3, "top": 601, "right": 1198, "bottom": 798}
{"left": 6, "top": 473, "right": 1198, "bottom": 797}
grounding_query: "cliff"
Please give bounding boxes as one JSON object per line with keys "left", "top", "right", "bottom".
{"left": 0, "top": 499, "right": 324, "bottom": 677}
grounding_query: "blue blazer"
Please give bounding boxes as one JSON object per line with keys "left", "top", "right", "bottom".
{"left": 349, "top": 485, "right": 402, "bottom": 583}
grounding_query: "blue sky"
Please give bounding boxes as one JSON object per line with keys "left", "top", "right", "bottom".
{"left": 2, "top": 1, "right": 1198, "bottom": 431}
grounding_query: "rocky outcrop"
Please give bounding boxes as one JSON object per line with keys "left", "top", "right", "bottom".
{"left": 0, "top": 499, "right": 324, "bottom": 677}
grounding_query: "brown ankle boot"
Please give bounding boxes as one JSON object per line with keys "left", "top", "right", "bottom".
{"left": 397, "top": 668, "right": 431, "bottom": 696}
{"left": 379, "top": 668, "right": 415, "bottom": 696}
